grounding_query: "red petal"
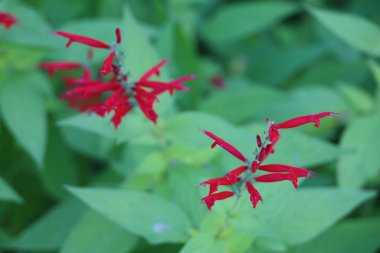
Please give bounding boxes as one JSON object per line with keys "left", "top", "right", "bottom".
{"left": 224, "top": 165, "right": 248, "bottom": 180}
{"left": 39, "top": 61, "right": 82, "bottom": 77}
{"left": 246, "top": 181, "right": 263, "bottom": 208}
{"left": 203, "top": 130, "right": 248, "bottom": 162}
{"left": 259, "top": 164, "right": 316, "bottom": 178}
{"left": 115, "top": 28, "right": 121, "bottom": 44}
{"left": 101, "top": 51, "right": 116, "bottom": 76}
{"left": 275, "top": 112, "right": 337, "bottom": 129}
{"left": 139, "top": 60, "right": 168, "bottom": 82}
{"left": 0, "top": 12, "right": 17, "bottom": 30}
{"left": 52, "top": 31, "right": 110, "bottom": 49}
{"left": 254, "top": 173, "right": 298, "bottom": 188}
{"left": 201, "top": 191, "right": 234, "bottom": 211}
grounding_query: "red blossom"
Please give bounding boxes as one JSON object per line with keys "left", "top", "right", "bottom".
{"left": 0, "top": 12, "right": 17, "bottom": 30}
{"left": 200, "top": 112, "right": 336, "bottom": 210}
{"left": 39, "top": 61, "right": 82, "bottom": 77}
{"left": 275, "top": 112, "right": 336, "bottom": 129}
{"left": 201, "top": 191, "right": 234, "bottom": 211}
{"left": 254, "top": 173, "right": 299, "bottom": 188}
{"left": 101, "top": 51, "right": 116, "bottom": 76}
{"left": 115, "top": 28, "right": 121, "bottom": 44}
{"left": 53, "top": 31, "right": 110, "bottom": 49}
{"left": 203, "top": 130, "right": 248, "bottom": 162}
{"left": 246, "top": 182, "right": 262, "bottom": 208}
{"left": 211, "top": 75, "right": 224, "bottom": 89}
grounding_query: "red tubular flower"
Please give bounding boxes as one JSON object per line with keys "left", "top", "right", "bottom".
{"left": 101, "top": 51, "right": 116, "bottom": 76}
{"left": 211, "top": 75, "right": 224, "bottom": 89}
{"left": 201, "top": 191, "right": 234, "bottom": 211}
{"left": 254, "top": 173, "right": 299, "bottom": 188}
{"left": 39, "top": 62, "right": 82, "bottom": 77}
{"left": 0, "top": 12, "right": 17, "bottom": 30}
{"left": 200, "top": 176, "right": 241, "bottom": 195}
{"left": 203, "top": 130, "right": 248, "bottom": 162}
{"left": 275, "top": 112, "right": 337, "bottom": 129}
{"left": 256, "top": 135, "right": 262, "bottom": 148}
{"left": 115, "top": 28, "right": 121, "bottom": 44}
{"left": 52, "top": 31, "right": 110, "bottom": 49}
{"left": 224, "top": 165, "right": 248, "bottom": 180}
{"left": 246, "top": 182, "right": 263, "bottom": 208}
{"left": 139, "top": 60, "right": 168, "bottom": 82}
{"left": 259, "top": 164, "right": 316, "bottom": 178}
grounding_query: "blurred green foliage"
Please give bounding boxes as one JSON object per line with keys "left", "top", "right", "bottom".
{"left": 1, "top": 0, "right": 380, "bottom": 252}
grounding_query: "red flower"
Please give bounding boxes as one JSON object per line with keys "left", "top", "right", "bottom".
{"left": 39, "top": 61, "right": 82, "bottom": 76}
{"left": 258, "top": 164, "right": 316, "bottom": 178}
{"left": 246, "top": 182, "right": 262, "bottom": 208}
{"left": 275, "top": 112, "right": 336, "bottom": 129}
{"left": 254, "top": 173, "right": 299, "bottom": 189}
{"left": 0, "top": 12, "right": 17, "bottom": 30}
{"left": 200, "top": 112, "right": 336, "bottom": 210}
{"left": 101, "top": 51, "right": 116, "bottom": 76}
{"left": 201, "top": 191, "right": 234, "bottom": 210}
{"left": 115, "top": 28, "right": 121, "bottom": 44}
{"left": 203, "top": 130, "right": 248, "bottom": 162}
{"left": 52, "top": 31, "right": 110, "bottom": 49}
{"left": 211, "top": 75, "right": 224, "bottom": 89}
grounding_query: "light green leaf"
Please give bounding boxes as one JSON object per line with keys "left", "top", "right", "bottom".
{"left": 58, "top": 113, "right": 153, "bottom": 144}
{"left": 202, "top": 2, "right": 298, "bottom": 44}
{"left": 5, "top": 198, "right": 84, "bottom": 251}
{"left": 337, "top": 82, "right": 373, "bottom": 113}
{"left": 180, "top": 233, "right": 225, "bottom": 253}
{"left": 0, "top": 74, "right": 47, "bottom": 167}
{"left": 0, "top": 176, "right": 22, "bottom": 203}
{"left": 199, "top": 85, "right": 285, "bottom": 124}
{"left": 338, "top": 113, "right": 380, "bottom": 187}
{"left": 234, "top": 187, "right": 375, "bottom": 245}
{"left": 308, "top": 6, "right": 380, "bottom": 56}
{"left": 67, "top": 186, "right": 193, "bottom": 244}
{"left": 294, "top": 218, "right": 380, "bottom": 253}
{"left": 61, "top": 211, "right": 138, "bottom": 253}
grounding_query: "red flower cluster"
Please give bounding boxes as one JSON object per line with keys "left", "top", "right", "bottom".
{"left": 201, "top": 112, "right": 336, "bottom": 210}
{"left": 0, "top": 12, "right": 17, "bottom": 30}
{"left": 39, "top": 28, "right": 195, "bottom": 127}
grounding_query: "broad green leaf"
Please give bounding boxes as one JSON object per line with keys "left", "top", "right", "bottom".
{"left": 0, "top": 176, "right": 22, "bottom": 203}
{"left": 338, "top": 113, "right": 380, "bottom": 187}
{"left": 41, "top": 126, "right": 78, "bottom": 199}
{"left": 165, "top": 111, "right": 237, "bottom": 147}
{"left": 58, "top": 113, "right": 153, "bottom": 144}
{"left": 61, "top": 211, "right": 138, "bottom": 253}
{"left": 67, "top": 186, "right": 193, "bottom": 244}
{"left": 293, "top": 218, "right": 380, "bottom": 253}
{"left": 308, "top": 7, "right": 380, "bottom": 56}
{"left": 180, "top": 233, "right": 225, "bottom": 253}
{"left": 134, "top": 151, "right": 167, "bottom": 176}
{"left": 198, "top": 86, "right": 285, "bottom": 124}
{"left": 0, "top": 74, "right": 47, "bottom": 167}
{"left": 5, "top": 198, "right": 84, "bottom": 251}
{"left": 368, "top": 60, "right": 380, "bottom": 88}
{"left": 201, "top": 2, "right": 298, "bottom": 44}
{"left": 234, "top": 186, "right": 375, "bottom": 245}
{"left": 337, "top": 82, "right": 373, "bottom": 113}
{"left": 169, "top": 166, "right": 207, "bottom": 227}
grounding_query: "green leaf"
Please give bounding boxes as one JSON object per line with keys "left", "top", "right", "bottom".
{"left": 198, "top": 85, "right": 285, "bottom": 124}
{"left": 338, "top": 113, "right": 380, "bottom": 187}
{"left": 337, "top": 82, "right": 373, "bottom": 113}
{"left": 308, "top": 6, "right": 380, "bottom": 56}
{"left": 294, "top": 218, "right": 380, "bottom": 253}
{"left": 41, "top": 126, "right": 78, "bottom": 199}
{"left": 169, "top": 166, "right": 207, "bottom": 227}
{"left": 180, "top": 233, "right": 225, "bottom": 253}
{"left": 0, "top": 176, "right": 22, "bottom": 203}
{"left": 5, "top": 198, "right": 85, "bottom": 251}
{"left": 61, "top": 211, "right": 138, "bottom": 253}
{"left": 58, "top": 113, "right": 153, "bottom": 144}
{"left": 201, "top": 2, "right": 298, "bottom": 44}
{"left": 67, "top": 186, "right": 193, "bottom": 244}
{"left": 0, "top": 74, "right": 47, "bottom": 168}
{"left": 234, "top": 187, "right": 375, "bottom": 245}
